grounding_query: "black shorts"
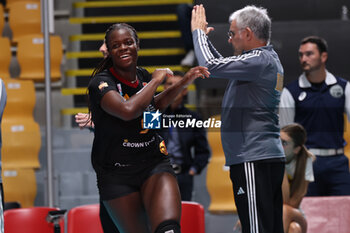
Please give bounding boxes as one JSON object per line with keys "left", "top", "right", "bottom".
{"left": 230, "top": 159, "right": 285, "bottom": 233}
{"left": 97, "top": 156, "right": 175, "bottom": 200}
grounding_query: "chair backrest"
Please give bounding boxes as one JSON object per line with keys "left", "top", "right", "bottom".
{"left": 2, "top": 79, "right": 35, "bottom": 119}
{"left": 4, "top": 207, "right": 64, "bottom": 233}
{"left": 6, "top": 0, "right": 40, "bottom": 10}
{"left": 206, "top": 115, "right": 237, "bottom": 213}
{"left": 181, "top": 201, "right": 205, "bottom": 233}
{"left": 68, "top": 202, "right": 205, "bottom": 233}
{"left": 16, "top": 34, "right": 63, "bottom": 82}
{"left": 2, "top": 79, "right": 40, "bottom": 169}
{"left": 0, "top": 37, "right": 12, "bottom": 79}
{"left": 2, "top": 168, "right": 37, "bottom": 207}
{"left": 67, "top": 204, "right": 104, "bottom": 233}
{"left": 8, "top": 1, "right": 41, "bottom": 43}
{"left": 2, "top": 117, "right": 41, "bottom": 168}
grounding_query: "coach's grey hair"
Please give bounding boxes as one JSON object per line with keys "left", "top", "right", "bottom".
{"left": 229, "top": 5, "right": 271, "bottom": 44}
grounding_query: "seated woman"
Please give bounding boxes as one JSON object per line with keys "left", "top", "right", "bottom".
{"left": 281, "top": 123, "right": 315, "bottom": 233}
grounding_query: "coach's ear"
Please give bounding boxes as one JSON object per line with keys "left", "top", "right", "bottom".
{"left": 244, "top": 27, "right": 253, "bottom": 41}
{"left": 321, "top": 51, "right": 328, "bottom": 63}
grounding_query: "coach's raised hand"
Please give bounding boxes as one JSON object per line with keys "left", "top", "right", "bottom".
{"left": 191, "top": 4, "right": 214, "bottom": 35}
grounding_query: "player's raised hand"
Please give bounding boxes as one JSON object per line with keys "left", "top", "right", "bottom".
{"left": 75, "top": 113, "right": 94, "bottom": 129}
{"left": 152, "top": 68, "right": 174, "bottom": 84}
{"left": 184, "top": 66, "right": 210, "bottom": 84}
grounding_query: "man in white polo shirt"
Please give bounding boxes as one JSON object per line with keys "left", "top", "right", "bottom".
{"left": 280, "top": 36, "right": 350, "bottom": 196}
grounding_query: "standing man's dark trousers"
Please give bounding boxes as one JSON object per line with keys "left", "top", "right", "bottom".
{"left": 230, "top": 159, "right": 285, "bottom": 233}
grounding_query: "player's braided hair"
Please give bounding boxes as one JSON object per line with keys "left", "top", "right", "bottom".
{"left": 91, "top": 23, "right": 139, "bottom": 78}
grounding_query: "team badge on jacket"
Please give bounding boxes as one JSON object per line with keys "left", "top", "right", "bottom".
{"left": 329, "top": 84, "right": 343, "bottom": 98}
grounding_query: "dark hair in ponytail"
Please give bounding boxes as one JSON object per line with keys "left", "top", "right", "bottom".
{"left": 281, "top": 123, "right": 315, "bottom": 198}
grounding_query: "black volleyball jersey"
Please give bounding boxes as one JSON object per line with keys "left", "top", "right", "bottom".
{"left": 88, "top": 67, "right": 166, "bottom": 171}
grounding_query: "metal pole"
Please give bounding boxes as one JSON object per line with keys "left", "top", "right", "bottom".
{"left": 42, "top": 0, "right": 54, "bottom": 207}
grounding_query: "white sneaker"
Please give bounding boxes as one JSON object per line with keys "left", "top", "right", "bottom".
{"left": 180, "top": 50, "right": 196, "bottom": 66}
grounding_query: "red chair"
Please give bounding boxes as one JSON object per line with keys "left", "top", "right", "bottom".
{"left": 4, "top": 207, "right": 64, "bottom": 233}
{"left": 68, "top": 202, "right": 205, "bottom": 233}
{"left": 67, "top": 204, "right": 104, "bottom": 233}
{"left": 181, "top": 201, "right": 205, "bottom": 233}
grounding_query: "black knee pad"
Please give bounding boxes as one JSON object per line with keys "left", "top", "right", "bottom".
{"left": 154, "top": 219, "right": 181, "bottom": 233}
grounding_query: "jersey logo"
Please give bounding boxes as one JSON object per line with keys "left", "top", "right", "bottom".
{"left": 159, "top": 140, "right": 168, "bottom": 155}
{"left": 98, "top": 81, "right": 108, "bottom": 91}
{"left": 329, "top": 84, "right": 343, "bottom": 98}
{"left": 298, "top": 91, "right": 307, "bottom": 101}
{"left": 143, "top": 110, "right": 161, "bottom": 129}
{"left": 237, "top": 187, "right": 245, "bottom": 195}
{"left": 139, "top": 119, "right": 149, "bottom": 134}
{"left": 117, "top": 83, "right": 123, "bottom": 96}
